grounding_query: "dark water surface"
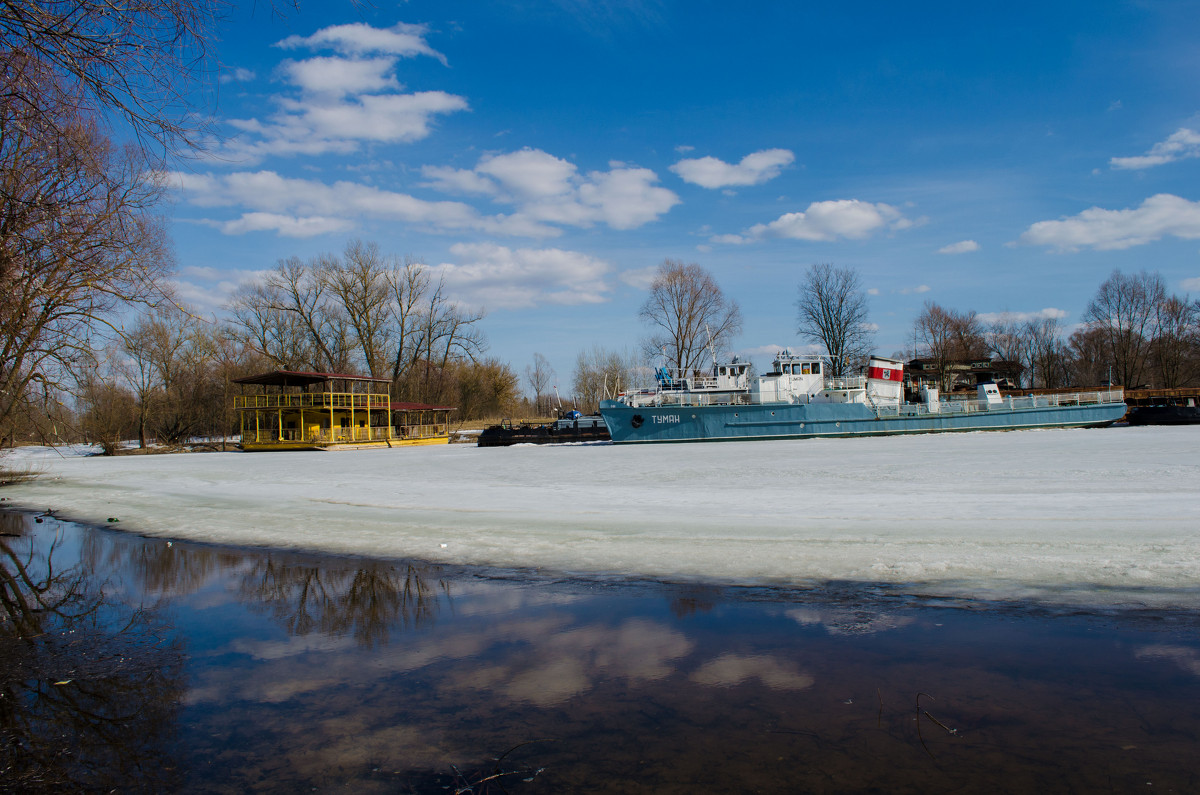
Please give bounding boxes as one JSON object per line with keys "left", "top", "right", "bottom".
{"left": 3, "top": 511, "right": 1200, "bottom": 793}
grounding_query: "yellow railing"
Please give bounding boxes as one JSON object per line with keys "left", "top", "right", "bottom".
{"left": 234, "top": 392, "right": 391, "bottom": 410}
{"left": 242, "top": 423, "right": 449, "bottom": 445}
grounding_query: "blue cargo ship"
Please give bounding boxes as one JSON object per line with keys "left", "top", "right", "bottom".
{"left": 599, "top": 350, "right": 1126, "bottom": 444}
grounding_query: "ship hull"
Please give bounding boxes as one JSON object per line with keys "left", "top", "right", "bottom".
{"left": 599, "top": 398, "right": 1127, "bottom": 444}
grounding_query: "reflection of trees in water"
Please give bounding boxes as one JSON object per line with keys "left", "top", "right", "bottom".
{"left": 243, "top": 555, "right": 449, "bottom": 647}
{"left": 80, "top": 530, "right": 242, "bottom": 600}
{"left": 668, "top": 584, "right": 724, "bottom": 619}
{"left": 0, "top": 513, "right": 185, "bottom": 792}
{"left": 79, "top": 525, "right": 450, "bottom": 646}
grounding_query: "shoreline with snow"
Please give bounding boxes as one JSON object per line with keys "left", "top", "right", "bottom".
{"left": 3, "top": 425, "right": 1198, "bottom": 608}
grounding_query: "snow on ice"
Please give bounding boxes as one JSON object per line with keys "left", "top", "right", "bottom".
{"left": 4, "top": 425, "right": 1199, "bottom": 607}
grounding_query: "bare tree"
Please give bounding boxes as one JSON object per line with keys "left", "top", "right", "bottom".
{"left": 1, "top": 0, "right": 220, "bottom": 154}
{"left": 385, "top": 256, "right": 431, "bottom": 384}
{"left": 226, "top": 281, "right": 316, "bottom": 370}
{"left": 985, "top": 313, "right": 1028, "bottom": 387}
{"left": 408, "top": 280, "right": 487, "bottom": 405}
{"left": 525, "top": 353, "right": 554, "bottom": 415}
{"left": 911, "top": 302, "right": 989, "bottom": 391}
{"left": 795, "top": 263, "right": 872, "bottom": 377}
{"left": 910, "top": 302, "right": 955, "bottom": 391}
{"left": 639, "top": 259, "right": 742, "bottom": 373}
{"left": 119, "top": 329, "right": 159, "bottom": 448}
{"left": 0, "top": 86, "right": 173, "bottom": 434}
{"left": 1066, "top": 326, "right": 1109, "bottom": 387}
{"left": 1152, "top": 295, "right": 1200, "bottom": 388}
{"left": 454, "top": 357, "right": 521, "bottom": 419}
{"left": 1022, "top": 317, "right": 1069, "bottom": 389}
{"left": 323, "top": 240, "right": 395, "bottom": 378}
{"left": 572, "top": 347, "right": 631, "bottom": 413}
{"left": 1082, "top": 270, "right": 1166, "bottom": 388}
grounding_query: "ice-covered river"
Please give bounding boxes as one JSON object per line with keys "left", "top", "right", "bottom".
{"left": 5, "top": 425, "right": 1198, "bottom": 607}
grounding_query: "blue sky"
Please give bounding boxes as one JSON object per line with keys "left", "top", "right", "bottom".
{"left": 167, "top": 0, "right": 1200, "bottom": 384}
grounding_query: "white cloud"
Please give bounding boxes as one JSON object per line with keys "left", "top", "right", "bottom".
{"left": 421, "top": 149, "right": 680, "bottom": 232}
{"left": 476, "top": 149, "right": 577, "bottom": 200}
{"left": 742, "top": 199, "right": 909, "bottom": 242}
{"left": 219, "top": 67, "right": 255, "bottom": 84}
{"left": 1181, "top": 277, "right": 1200, "bottom": 291}
{"left": 1110, "top": 128, "right": 1200, "bottom": 170}
{"left": 577, "top": 165, "right": 680, "bottom": 229}
{"left": 937, "top": 239, "right": 980, "bottom": 255}
{"left": 977, "top": 308, "right": 1069, "bottom": 324}
{"left": 164, "top": 170, "right": 560, "bottom": 238}
{"left": 218, "top": 212, "right": 356, "bottom": 238}
{"left": 419, "top": 165, "right": 499, "bottom": 196}
{"left": 670, "top": 148, "right": 795, "bottom": 189}
{"left": 431, "top": 243, "right": 613, "bottom": 309}
{"left": 1018, "top": 194, "right": 1200, "bottom": 251}
{"left": 866, "top": 287, "right": 880, "bottom": 296}
{"left": 898, "top": 285, "right": 931, "bottom": 295}
{"left": 280, "top": 56, "right": 399, "bottom": 97}
{"left": 220, "top": 23, "right": 465, "bottom": 163}
{"left": 618, "top": 265, "right": 660, "bottom": 290}
{"left": 275, "top": 22, "right": 447, "bottom": 64}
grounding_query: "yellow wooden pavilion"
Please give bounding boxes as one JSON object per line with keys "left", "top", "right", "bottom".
{"left": 233, "top": 370, "right": 454, "bottom": 451}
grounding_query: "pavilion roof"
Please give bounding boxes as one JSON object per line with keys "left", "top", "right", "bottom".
{"left": 232, "top": 370, "right": 391, "bottom": 388}
{"left": 391, "top": 402, "right": 457, "bottom": 411}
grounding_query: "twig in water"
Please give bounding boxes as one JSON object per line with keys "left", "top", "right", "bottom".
{"left": 451, "top": 739, "right": 557, "bottom": 794}
{"left": 915, "top": 692, "right": 959, "bottom": 759}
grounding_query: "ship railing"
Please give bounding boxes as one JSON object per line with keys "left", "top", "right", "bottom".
{"left": 652, "top": 391, "right": 753, "bottom": 408}
{"left": 244, "top": 424, "right": 447, "bottom": 444}
{"left": 235, "top": 392, "right": 392, "bottom": 410}
{"left": 873, "top": 388, "right": 1125, "bottom": 418}
{"left": 825, "top": 375, "right": 867, "bottom": 390}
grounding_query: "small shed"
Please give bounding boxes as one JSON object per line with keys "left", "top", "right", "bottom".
{"left": 232, "top": 370, "right": 454, "bottom": 451}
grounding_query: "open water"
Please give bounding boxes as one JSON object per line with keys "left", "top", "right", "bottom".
{"left": 3, "top": 510, "right": 1199, "bottom": 793}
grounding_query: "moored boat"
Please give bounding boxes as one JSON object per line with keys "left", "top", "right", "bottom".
{"left": 1126, "top": 404, "right": 1200, "bottom": 425}
{"left": 599, "top": 350, "right": 1126, "bottom": 444}
{"left": 477, "top": 411, "right": 609, "bottom": 446}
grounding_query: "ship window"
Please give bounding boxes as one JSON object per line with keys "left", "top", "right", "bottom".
{"left": 719, "top": 367, "right": 727, "bottom": 375}
{"left": 801, "top": 363, "right": 810, "bottom": 375}
{"left": 812, "top": 362, "right": 821, "bottom": 374}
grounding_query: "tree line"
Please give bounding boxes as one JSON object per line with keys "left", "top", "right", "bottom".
{"left": 799, "top": 265, "right": 1200, "bottom": 392}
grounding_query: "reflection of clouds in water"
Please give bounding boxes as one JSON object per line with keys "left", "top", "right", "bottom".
{"left": 188, "top": 614, "right": 687, "bottom": 708}
{"left": 690, "top": 654, "right": 814, "bottom": 691}
{"left": 504, "top": 657, "right": 591, "bottom": 706}
{"left": 1136, "top": 644, "right": 1200, "bottom": 676}
{"left": 230, "top": 633, "right": 357, "bottom": 660}
{"left": 787, "top": 607, "right": 914, "bottom": 636}
{"left": 549, "top": 618, "right": 693, "bottom": 680}
{"left": 451, "top": 618, "right": 694, "bottom": 707}
{"left": 290, "top": 721, "right": 445, "bottom": 779}
{"left": 449, "top": 581, "right": 584, "bottom": 617}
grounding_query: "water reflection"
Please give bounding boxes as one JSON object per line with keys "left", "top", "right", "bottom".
{"left": 5, "top": 511, "right": 1200, "bottom": 793}
{"left": 0, "top": 513, "right": 185, "bottom": 792}
{"left": 76, "top": 522, "right": 451, "bottom": 646}
{"left": 241, "top": 556, "right": 447, "bottom": 646}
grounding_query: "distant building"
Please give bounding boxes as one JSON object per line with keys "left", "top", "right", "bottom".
{"left": 904, "top": 358, "right": 1024, "bottom": 396}
{"left": 233, "top": 370, "right": 453, "bottom": 451}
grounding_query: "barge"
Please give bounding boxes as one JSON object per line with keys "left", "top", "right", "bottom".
{"left": 599, "top": 351, "right": 1126, "bottom": 444}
